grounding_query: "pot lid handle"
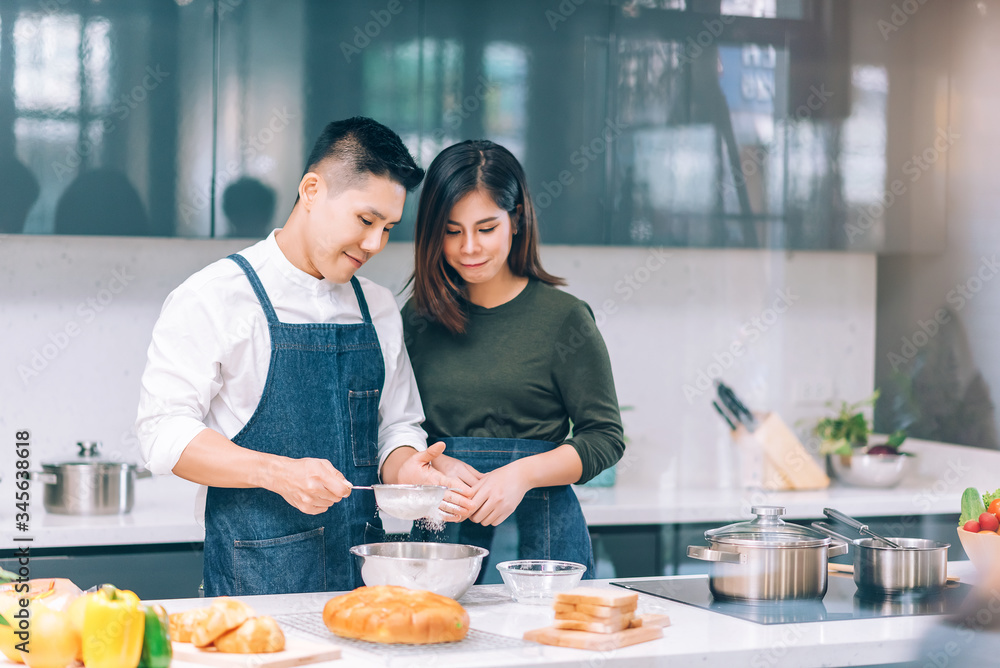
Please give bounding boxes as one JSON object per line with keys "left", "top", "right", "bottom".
{"left": 749, "top": 506, "right": 786, "bottom": 527}
{"left": 77, "top": 441, "right": 100, "bottom": 458}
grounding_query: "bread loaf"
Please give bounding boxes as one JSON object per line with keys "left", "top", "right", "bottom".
{"left": 554, "top": 587, "right": 637, "bottom": 608}
{"left": 191, "top": 598, "right": 255, "bottom": 647}
{"left": 323, "top": 585, "right": 470, "bottom": 644}
{"left": 213, "top": 616, "right": 286, "bottom": 654}
{"left": 170, "top": 607, "right": 211, "bottom": 643}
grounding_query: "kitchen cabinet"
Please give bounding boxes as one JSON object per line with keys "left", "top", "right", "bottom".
{"left": 0, "top": 543, "right": 203, "bottom": 601}
{"left": 0, "top": 0, "right": 949, "bottom": 251}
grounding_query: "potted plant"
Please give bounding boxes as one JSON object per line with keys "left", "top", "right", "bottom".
{"left": 814, "top": 390, "right": 912, "bottom": 488}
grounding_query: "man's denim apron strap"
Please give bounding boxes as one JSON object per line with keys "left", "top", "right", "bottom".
{"left": 203, "top": 254, "right": 385, "bottom": 596}
{"left": 421, "top": 436, "right": 595, "bottom": 582}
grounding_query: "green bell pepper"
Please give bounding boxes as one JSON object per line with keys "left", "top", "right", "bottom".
{"left": 138, "top": 604, "right": 172, "bottom": 668}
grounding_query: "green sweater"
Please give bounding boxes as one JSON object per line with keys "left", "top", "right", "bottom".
{"left": 401, "top": 279, "right": 625, "bottom": 484}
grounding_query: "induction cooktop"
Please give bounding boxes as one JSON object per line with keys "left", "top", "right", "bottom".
{"left": 610, "top": 574, "right": 973, "bottom": 625}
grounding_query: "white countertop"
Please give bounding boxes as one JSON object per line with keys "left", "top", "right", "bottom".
{"left": 4, "top": 439, "right": 995, "bottom": 550}
{"left": 108, "top": 561, "right": 993, "bottom": 668}
{"left": 1, "top": 474, "right": 204, "bottom": 550}
{"left": 577, "top": 438, "right": 998, "bottom": 526}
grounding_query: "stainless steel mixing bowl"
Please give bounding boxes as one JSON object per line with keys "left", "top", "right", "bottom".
{"left": 350, "top": 542, "right": 489, "bottom": 599}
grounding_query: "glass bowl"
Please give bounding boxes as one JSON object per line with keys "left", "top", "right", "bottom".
{"left": 495, "top": 560, "right": 587, "bottom": 604}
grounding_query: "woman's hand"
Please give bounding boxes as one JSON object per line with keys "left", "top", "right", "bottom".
{"left": 468, "top": 460, "right": 532, "bottom": 526}
{"left": 394, "top": 443, "right": 479, "bottom": 521}
{"left": 431, "top": 448, "right": 484, "bottom": 488}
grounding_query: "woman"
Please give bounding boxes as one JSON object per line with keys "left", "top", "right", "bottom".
{"left": 403, "top": 140, "right": 625, "bottom": 577}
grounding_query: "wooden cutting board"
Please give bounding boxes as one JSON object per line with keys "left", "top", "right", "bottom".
{"left": 828, "top": 562, "right": 960, "bottom": 582}
{"left": 172, "top": 638, "right": 341, "bottom": 667}
{"left": 524, "top": 614, "right": 670, "bottom": 651}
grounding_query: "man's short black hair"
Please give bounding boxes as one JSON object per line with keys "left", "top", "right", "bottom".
{"left": 303, "top": 117, "right": 424, "bottom": 194}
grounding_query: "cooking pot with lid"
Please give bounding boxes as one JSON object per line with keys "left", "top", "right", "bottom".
{"left": 35, "top": 441, "right": 152, "bottom": 515}
{"left": 687, "top": 506, "right": 849, "bottom": 601}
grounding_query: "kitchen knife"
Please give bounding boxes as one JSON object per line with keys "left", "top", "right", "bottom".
{"left": 712, "top": 401, "right": 738, "bottom": 431}
{"left": 717, "top": 381, "right": 757, "bottom": 430}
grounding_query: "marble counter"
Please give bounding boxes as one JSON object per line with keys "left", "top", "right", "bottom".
{"left": 126, "top": 561, "right": 994, "bottom": 668}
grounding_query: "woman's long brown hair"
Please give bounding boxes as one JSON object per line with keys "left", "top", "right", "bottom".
{"left": 409, "top": 140, "right": 564, "bottom": 334}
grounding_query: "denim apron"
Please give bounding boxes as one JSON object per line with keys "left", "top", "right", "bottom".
{"left": 422, "top": 436, "right": 595, "bottom": 582}
{"left": 202, "top": 254, "right": 384, "bottom": 596}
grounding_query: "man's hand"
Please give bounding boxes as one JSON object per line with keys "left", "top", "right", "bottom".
{"left": 468, "top": 459, "right": 532, "bottom": 526}
{"left": 173, "top": 429, "right": 352, "bottom": 515}
{"left": 390, "top": 443, "right": 478, "bottom": 522}
{"left": 264, "top": 457, "right": 353, "bottom": 515}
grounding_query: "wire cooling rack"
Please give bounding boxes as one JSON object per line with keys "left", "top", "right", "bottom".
{"left": 274, "top": 611, "right": 536, "bottom": 659}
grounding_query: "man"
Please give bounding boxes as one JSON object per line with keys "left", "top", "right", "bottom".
{"left": 136, "top": 117, "right": 477, "bottom": 595}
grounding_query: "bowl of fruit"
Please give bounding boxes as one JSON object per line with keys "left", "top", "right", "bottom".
{"left": 956, "top": 487, "right": 1000, "bottom": 575}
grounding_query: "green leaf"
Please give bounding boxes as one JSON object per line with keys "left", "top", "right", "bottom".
{"left": 0, "top": 613, "right": 9, "bottom": 628}
{"left": 813, "top": 389, "right": 884, "bottom": 450}
{"left": 0, "top": 568, "right": 17, "bottom": 584}
{"left": 887, "top": 430, "right": 908, "bottom": 449}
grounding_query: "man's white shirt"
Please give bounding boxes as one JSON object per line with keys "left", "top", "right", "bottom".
{"left": 136, "top": 230, "right": 428, "bottom": 513}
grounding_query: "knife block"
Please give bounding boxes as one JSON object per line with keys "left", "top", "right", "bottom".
{"left": 732, "top": 412, "right": 829, "bottom": 491}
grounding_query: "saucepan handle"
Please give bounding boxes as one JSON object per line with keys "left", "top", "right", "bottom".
{"left": 812, "top": 521, "right": 853, "bottom": 557}
{"left": 687, "top": 545, "right": 747, "bottom": 564}
{"left": 27, "top": 471, "right": 59, "bottom": 485}
{"left": 824, "top": 507, "right": 867, "bottom": 532}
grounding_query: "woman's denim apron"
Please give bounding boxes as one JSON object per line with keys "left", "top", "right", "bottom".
{"left": 418, "top": 436, "right": 595, "bottom": 582}
{"left": 203, "top": 254, "right": 384, "bottom": 596}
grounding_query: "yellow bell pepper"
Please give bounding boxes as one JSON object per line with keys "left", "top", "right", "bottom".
{"left": 82, "top": 584, "right": 145, "bottom": 668}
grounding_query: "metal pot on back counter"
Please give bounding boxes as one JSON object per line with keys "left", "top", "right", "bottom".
{"left": 32, "top": 441, "right": 152, "bottom": 515}
{"left": 813, "top": 509, "right": 950, "bottom": 598}
{"left": 687, "top": 506, "right": 849, "bottom": 601}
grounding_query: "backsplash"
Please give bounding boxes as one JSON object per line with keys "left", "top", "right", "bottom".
{"left": 1, "top": 235, "right": 875, "bottom": 491}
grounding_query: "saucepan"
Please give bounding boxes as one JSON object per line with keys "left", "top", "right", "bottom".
{"left": 33, "top": 442, "right": 152, "bottom": 515}
{"left": 812, "top": 511, "right": 949, "bottom": 597}
{"left": 687, "top": 506, "right": 849, "bottom": 601}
